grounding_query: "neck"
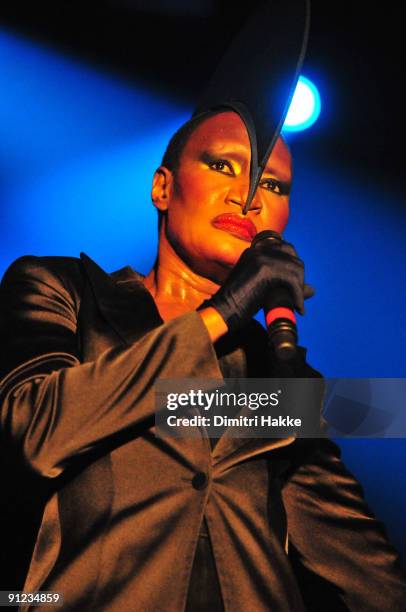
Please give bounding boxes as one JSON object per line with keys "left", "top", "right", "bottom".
{"left": 143, "top": 232, "right": 220, "bottom": 317}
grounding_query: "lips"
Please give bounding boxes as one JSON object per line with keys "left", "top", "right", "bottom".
{"left": 211, "top": 213, "right": 257, "bottom": 242}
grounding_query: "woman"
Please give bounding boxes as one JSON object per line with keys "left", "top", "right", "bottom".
{"left": 1, "top": 108, "right": 405, "bottom": 611}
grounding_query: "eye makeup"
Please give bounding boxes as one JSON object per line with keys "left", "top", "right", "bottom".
{"left": 199, "top": 151, "right": 291, "bottom": 195}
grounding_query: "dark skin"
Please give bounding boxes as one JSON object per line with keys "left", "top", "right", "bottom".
{"left": 143, "top": 110, "right": 293, "bottom": 342}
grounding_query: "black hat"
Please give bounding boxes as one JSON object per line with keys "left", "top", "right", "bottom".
{"left": 192, "top": 0, "right": 310, "bottom": 213}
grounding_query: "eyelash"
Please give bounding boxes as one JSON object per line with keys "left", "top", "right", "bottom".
{"left": 208, "top": 159, "right": 284, "bottom": 195}
{"left": 259, "top": 178, "right": 282, "bottom": 194}
{"left": 208, "top": 159, "right": 235, "bottom": 175}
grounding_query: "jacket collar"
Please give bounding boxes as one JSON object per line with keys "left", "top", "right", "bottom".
{"left": 79, "top": 252, "right": 163, "bottom": 345}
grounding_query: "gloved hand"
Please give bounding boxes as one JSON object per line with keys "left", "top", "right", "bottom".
{"left": 200, "top": 231, "right": 314, "bottom": 334}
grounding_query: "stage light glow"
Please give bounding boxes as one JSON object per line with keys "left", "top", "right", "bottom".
{"left": 283, "top": 75, "right": 321, "bottom": 132}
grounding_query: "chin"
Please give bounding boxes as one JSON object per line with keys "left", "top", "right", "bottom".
{"left": 195, "top": 239, "right": 248, "bottom": 285}
{"left": 177, "top": 233, "right": 250, "bottom": 284}
{"left": 213, "top": 236, "right": 249, "bottom": 266}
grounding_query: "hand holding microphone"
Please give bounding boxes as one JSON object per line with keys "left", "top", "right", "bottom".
{"left": 199, "top": 230, "right": 315, "bottom": 360}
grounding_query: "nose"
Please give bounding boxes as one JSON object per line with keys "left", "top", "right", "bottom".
{"left": 226, "top": 180, "right": 262, "bottom": 215}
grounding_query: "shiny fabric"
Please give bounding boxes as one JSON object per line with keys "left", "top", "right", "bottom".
{"left": 0, "top": 253, "right": 406, "bottom": 611}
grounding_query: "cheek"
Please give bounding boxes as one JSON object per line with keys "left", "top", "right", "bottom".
{"left": 165, "top": 195, "right": 212, "bottom": 255}
{"left": 276, "top": 206, "right": 290, "bottom": 232}
{"left": 176, "top": 169, "right": 228, "bottom": 210}
{"left": 168, "top": 178, "right": 228, "bottom": 233}
{"left": 260, "top": 199, "right": 290, "bottom": 232}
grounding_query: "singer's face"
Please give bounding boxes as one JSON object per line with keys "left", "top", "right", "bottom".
{"left": 154, "top": 111, "right": 292, "bottom": 282}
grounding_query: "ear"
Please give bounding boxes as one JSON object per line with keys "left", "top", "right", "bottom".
{"left": 151, "top": 166, "right": 174, "bottom": 213}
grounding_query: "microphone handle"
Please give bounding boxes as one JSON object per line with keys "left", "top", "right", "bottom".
{"left": 264, "top": 286, "right": 298, "bottom": 362}
{"left": 251, "top": 230, "right": 298, "bottom": 361}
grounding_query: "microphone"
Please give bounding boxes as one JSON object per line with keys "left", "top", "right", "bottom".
{"left": 251, "top": 230, "right": 298, "bottom": 361}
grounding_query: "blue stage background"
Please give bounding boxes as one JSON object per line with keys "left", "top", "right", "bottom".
{"left": 1, "top": 30, "right": 405, "bottom": 558}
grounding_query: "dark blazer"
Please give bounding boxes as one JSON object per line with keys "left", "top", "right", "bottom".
{"left": 0, "top": 254, "right": 405, "bottom": 611}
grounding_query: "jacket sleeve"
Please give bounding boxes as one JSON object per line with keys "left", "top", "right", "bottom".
{"left": 0, "top": 256, "right": 223, "bottom": 479}
{"left": 282, "top": 437, "right": 406, "bottom": 611}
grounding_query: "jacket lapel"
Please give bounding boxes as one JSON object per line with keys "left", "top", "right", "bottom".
{"left": 79, "top": 252, "right": 163, "bottom": 346}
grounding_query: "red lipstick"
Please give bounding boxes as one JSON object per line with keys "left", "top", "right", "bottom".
{"left": 211, "top": 213, "right": 257, "bottom": 242}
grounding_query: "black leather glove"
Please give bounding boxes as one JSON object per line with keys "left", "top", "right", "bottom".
{"left": 200, "top": 231, "right": 314, "bottom": 334}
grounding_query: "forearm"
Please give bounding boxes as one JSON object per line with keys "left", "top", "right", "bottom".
{"left": 198, "top": 306, "right": 228, "bottom": 343}
{"left": 1, "top": 311, "right": 222, "bottom": 479}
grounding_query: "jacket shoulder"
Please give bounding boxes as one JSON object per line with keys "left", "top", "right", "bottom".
{"left": 1, "top": 255, "right": 86, "bottom": 315}
{"left": 2, "top": 254, "right": 83, "bottom": 279}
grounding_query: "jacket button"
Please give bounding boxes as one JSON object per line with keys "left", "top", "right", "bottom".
{"left": 192, "top": 471, "right": 208, "bottom": 490}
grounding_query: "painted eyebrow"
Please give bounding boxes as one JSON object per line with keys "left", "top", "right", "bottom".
{"left": 200, "top": 149, "right": 247, "bottom": 161}
{"left": 262, "top": 165, "right": 292, "bottom": 182}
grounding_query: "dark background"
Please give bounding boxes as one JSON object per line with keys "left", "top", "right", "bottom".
{"left": 1, "top": 0, "right": 402, "bottom": 187}
{"left": 1, "top": 0, "right": 405, "bottom": 569}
